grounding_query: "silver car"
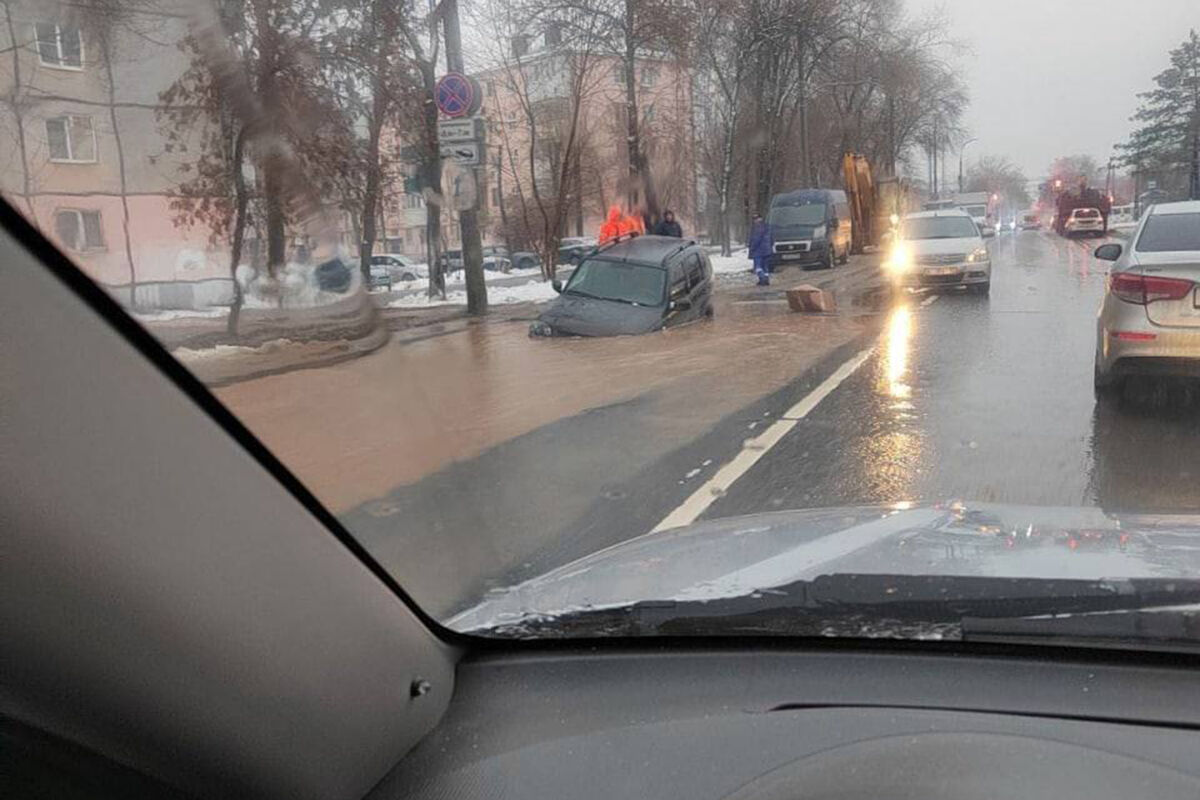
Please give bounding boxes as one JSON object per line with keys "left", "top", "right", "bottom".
{"left": 1093, "top": 200, "right": 1200, "bottom": 398}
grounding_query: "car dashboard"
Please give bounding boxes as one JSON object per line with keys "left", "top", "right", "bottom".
{"left": 369, "top": 645, "right": 1200, "bottom": 800}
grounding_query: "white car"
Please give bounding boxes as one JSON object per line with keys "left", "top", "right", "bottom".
{"left": 370, "top": 253, "right": 428, "bottom": 282}
{"left": 1064, "top": 208, "right": 1105, "bottom": 237}
{"left": 887, "top": 208, "right": 992, "bottom": 294}
{"left": 1092, "top": 200, "right": 1200, "bottom": 398}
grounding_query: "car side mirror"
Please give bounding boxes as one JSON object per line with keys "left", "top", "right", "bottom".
{"left": 981, "top": 228, "right": 996, "bottom": 239}
{"left": 551, "top": 279, "right": 563, "bottom": 293}
{"left": 1094, "top": 243, "right": 1122, "bottom": 261}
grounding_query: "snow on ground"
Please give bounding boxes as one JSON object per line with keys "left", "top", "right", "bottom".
{"left": 173, "top": 337, "right": 295, "bottom": 362}
{"left": 388, "top": 279, "right": 559, "bottom": 308}
{"left": 709, "top": 248, "right": 752, "bottom": 275}
{"left": 134, "top": 307, "right": 228, "bottom": 322}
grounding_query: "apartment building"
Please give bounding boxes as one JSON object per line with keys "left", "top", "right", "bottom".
{"left": 0, "top": 0, "right": 235, "bottom": 309}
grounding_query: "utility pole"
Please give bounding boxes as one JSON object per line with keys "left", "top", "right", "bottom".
{"left": 440, "top": 0, "right": 486, "bottom": 315}
{"left": 959, "top": 138, "right": 977, "bottom": 194}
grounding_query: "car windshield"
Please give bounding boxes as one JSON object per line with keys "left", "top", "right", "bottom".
{"left": 903, "top": 216, "right": 980, "bottom": 240}
{"left": 1136, "top": 213, "right": 1200, "bottom": 252}
{"left": 768, "top": 203, "right": 827, "bottom": 228}
{"left": 563, "top": 258, "right": 666, "bottom": 305}
{"left": 6, "top": 0, "right": 1200, "bottom": 651}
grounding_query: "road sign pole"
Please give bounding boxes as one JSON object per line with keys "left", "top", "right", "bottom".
{"left": 440, "top": 0, "right": 486, "bottom": 315}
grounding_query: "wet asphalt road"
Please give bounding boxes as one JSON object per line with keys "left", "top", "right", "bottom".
{"left": 339, "top": 231, "right": 1200, "bottom": 617}
{"left": 707, "top": 229, "right": 1200, "bottom": 520}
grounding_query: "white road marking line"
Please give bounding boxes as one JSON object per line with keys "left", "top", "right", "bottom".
{"left": 920, "top": 294, "right": 939, "bottom": 308}
{"left": 650, "top": 345, "right": 875, "bottom": 532}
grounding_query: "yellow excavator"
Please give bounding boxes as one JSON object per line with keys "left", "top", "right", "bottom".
{"left": 842, "top": 153, "right": 911, "bottom": 254}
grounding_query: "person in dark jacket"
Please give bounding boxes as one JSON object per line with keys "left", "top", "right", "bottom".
{"left": 748, "top": 214, "right": 773, "bottom": 286}
{"left": 653, "top": 210, "right": 683, "bottom": 238}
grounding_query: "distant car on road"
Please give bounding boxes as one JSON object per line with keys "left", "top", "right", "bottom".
{"left": 1064, "top": 207, "right": 1105, "bottom": 237}
{"left": 530, "top": 235, "right": 713, "bottom": 337}
{"left": 1092, "top": 200, "right": 1200, "bottom": 399}
{"left": 887, "top": 208, "right": 991, "bottom": 295}
{"left": 370, "top": 253, "right": 427, "bottom": 282}
{"left": 1019, "top": 212, "right": 1043, "bottom": 231}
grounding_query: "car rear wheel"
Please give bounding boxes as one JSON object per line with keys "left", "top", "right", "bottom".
{"left": 837, "top": 245, "right": 849, "bottom": 266}
{"left": 969, "top": 281, "right": 990, "bottom": 296}
{"left": 821, "top": 246, "right": 834, "bottom": 270}
{"left": 1093, "top": 356, "right": 1122, "bottom": 402}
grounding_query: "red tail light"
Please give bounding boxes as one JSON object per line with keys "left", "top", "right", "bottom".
{"left": 1110, "top": 273, "right": 1195, "bottom": 304}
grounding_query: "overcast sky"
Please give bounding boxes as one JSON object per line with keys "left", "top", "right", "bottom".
{"left": 905, "top": 0, "right": 1198, "bottom": 181}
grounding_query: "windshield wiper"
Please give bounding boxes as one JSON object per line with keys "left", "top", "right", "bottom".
{"left": 476, "top": 574, "right": 1200, "bottom": 641}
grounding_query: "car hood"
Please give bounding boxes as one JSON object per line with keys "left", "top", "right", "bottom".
{"left": 905, "top": 237, "right": 982, "bottom": 256}
{"left": 538, "top": 294, "right": 665, "bottom": 336}
{"left": 448, "top": 502, "right": 1200, "bottom": 632}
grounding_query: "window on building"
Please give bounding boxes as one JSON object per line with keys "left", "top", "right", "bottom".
{"left": 640, "top": 64, "right": 658, "bottom": 88}
{"left": 613, "top": 63, "right": 624, "bottom": 85}
{"left": 492, "top": 187, "right": 500, "bottom": 207}
{"left": 35, "top": 22, "right": 83, "bottom": 69}
{"left": 54, "top": 209, "right": 104, "bottom": 250}
{"left": 644, "top": 103, "right": 656, "bottom": 124}
{"left": 45, "top": 115, "right": 96, "bottom": 162}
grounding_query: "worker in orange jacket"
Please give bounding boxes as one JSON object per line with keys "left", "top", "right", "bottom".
{"left": 599, "top": 206, "right": 623, "bottom": 243}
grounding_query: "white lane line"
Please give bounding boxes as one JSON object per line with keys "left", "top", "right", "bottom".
{"left": 650, "top": 346, "right": 875, "bottom": 532}
{"left": 920, "top": 293, "right": 939, "bottom": 308}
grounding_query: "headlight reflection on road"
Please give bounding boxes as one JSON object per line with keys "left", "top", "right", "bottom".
{"left": 886, "top": 304, "right": 913, "bottom": 401}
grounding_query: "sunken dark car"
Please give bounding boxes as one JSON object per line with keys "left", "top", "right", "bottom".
{"left": 530, "top": 235, "right": 714, "bottom": 337}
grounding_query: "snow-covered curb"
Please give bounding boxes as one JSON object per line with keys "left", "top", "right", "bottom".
{"left": 134, "top": 307, "right": 228, "bottom": 323}
{"left": 388, "top": 279, "right": 559, "bottom": 308}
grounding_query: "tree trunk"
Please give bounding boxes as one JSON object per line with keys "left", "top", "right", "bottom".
{"left": 417, "top": 60, "right": 445, "bottom": 298}
{"left": 228, "top": 126, "right": 249, "bottom": 338}
{"left": 360, "top": 110, "right": 384, "bottom": 283}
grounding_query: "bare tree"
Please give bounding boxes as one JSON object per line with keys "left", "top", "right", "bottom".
{"left": 478, "top": 3, "right": 608, "bottom": 277}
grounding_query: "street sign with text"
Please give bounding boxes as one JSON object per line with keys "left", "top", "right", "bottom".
{"left": 439, "top": 141, "right": 482, "bottom": 166}
{"left": 438, "top": 117, "right": 483, "bottom": 143}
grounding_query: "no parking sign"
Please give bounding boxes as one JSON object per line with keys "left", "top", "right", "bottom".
{"left": 435, "top": 72, "right": 481, "bottom": 118}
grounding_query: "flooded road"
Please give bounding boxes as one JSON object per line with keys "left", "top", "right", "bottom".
{"left": 217, "top": 236, "right": 1200, "bottom": 619}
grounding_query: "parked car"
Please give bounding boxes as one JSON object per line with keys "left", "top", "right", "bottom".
{"left": 766, "top": 188, "right": 852, "bottom": 270}
{"left": 482, "top": 255, "right": 512, "bottom": 272}
{"left": 367, "top": 262, "right": 392, "bottom": 291}
{"left": 313, "top": 257, "right": 353, "bottom": 293}
{"left": 530, "top": 235, "right": 713, "bottom": 337}
{"left": 371, "top": 253, "right": 427, "bottom": 282}
{"left": 512, "top": 251, "right": 542, "bottom": 271}
{"left": 886, "top": 208, "right": 991, "bottom": 294}
{"left": 558, "top": 237, "right": 597, "bottom": 265}
{"left": 438, "top": 249, "right": 464, "bottom": 272}
{"left": 1092, "top": 200, "right": 1200, "bottom": 399}
{"left": 1064, "top": 207, "right": 1105, "bottom": 237}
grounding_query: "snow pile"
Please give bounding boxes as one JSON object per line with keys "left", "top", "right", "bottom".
{"left": 709, "top": 248, "right": 752, "bottom": 275}
{"left": 173, "top": 337, "right": 295, "bottom": 362}
{"left": 388, "top": 279, "right": 559, "bottom": 308}
{"left": 134, "top": 307, "right": 227, "bottom": 323}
